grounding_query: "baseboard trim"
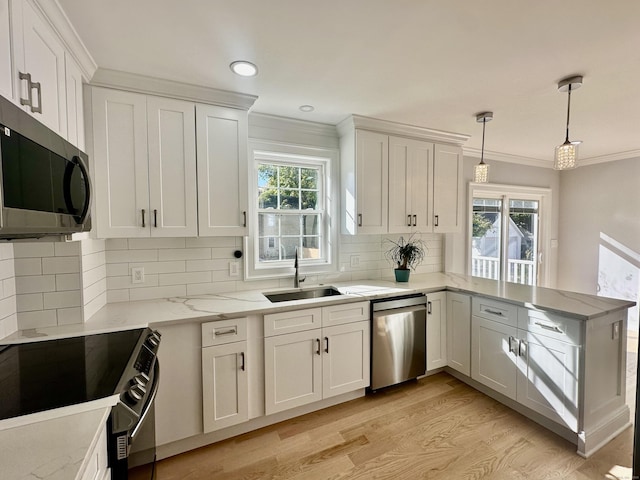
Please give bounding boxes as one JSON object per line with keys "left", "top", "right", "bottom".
{"left": 577, "top": 405, "right": 632, "bottom": 458}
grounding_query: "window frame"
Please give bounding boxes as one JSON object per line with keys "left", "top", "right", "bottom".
{"left": 246, "top": 140, "right": 339, "bottom": 280}
{"left": 468, "top": 183, "right": 552, "bottom": 287}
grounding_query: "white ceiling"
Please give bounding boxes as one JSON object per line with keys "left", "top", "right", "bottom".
{"left": 58, "top": 0, "right": 640, "bottom": 165}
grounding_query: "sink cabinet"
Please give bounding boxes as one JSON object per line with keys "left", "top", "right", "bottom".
{"left": 264, "top": 301, "right": 370, "bottom": 415}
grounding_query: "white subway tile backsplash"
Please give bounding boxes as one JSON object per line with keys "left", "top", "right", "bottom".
{"left": 57, "top": 307, "right": 82, "bottom": 325}
{"left": 106, "top": 263, "right": 129, "bottom": 277}
{"left": 16, "top": 275, "right": 56, "bottom": 294}
{"left": 107, "top": 274, "right": 159, "bottom": 290}
{"left": 185, "top": 237, "right": 238, "bottom": 248}
{"left": 17, "top": 293, "right": 44, "bottom": 312}
{"left": 84, "top": 292, "right": 107, "bottom": 319}
{"left": 1, "top": 314, "right": 17, "bottom": 335}
{"left": 107, "top": 289, "right": 130, "bottom": 303}
{"left": 0, "top": 243, "right": 13, "bottom": 261}
{"left": 129, "top": 285, "right": 186, "bottom": 301}
{"left": 84, "top": 278, "right": 107, "bottom": 304}
{"left": 54, "top": 242, "right": 81, "bottom": 257}
{"left": 0, "top": 259, "right": 15, "bottom": 280}
{"left": 55, "top": 273, "right": 82, "bottom": 291}
{"left": 158, "top": 271, "right": 212, "bottom": 286}
{"left": 13, "top": 243, "right": 55, "bottom": 258}
{"left": 3, "top": 278, "right": 16, "bottom": 298}
{"left": 128, "top": 238, "right": 186, "bottom": 250}
{"left": 82, "top": 251, "right": 107, "bottom": 272}
{"left": 83, "top": 265, "right": 107, "bottom": 288}
{"left": 0, "top": 296, "right": 16, "bottom": 320}
{"left": 80, "top": 238, "right": 106, "bottom": 256}
{"left": 105, "top": 238, "right": 129, "bottom": 250}
{"left": 158, "top": 248, "right": 212, "bottom": 261}
{"left": 42, "top": 257, "right": 80, "bottom": 275}
{"left": 106, "top": 249, "right": 158, "bottom": 263}
{"left": 43, "top": 291, "right": 81, "bottom": 309}
{"left": 130, "top": 261, "right": 186, "bottom": 275}
{"left": 185, "top": 259, "right": 228, "bottom": 272}
{"left": 19, "top": 310, "right": 57, "bottom": 329}
{"left": 15, "top": 258, "right": 42, "bottom": 276}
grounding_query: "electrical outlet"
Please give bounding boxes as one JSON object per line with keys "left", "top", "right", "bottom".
{"left": 131, "top": 267, "right": 145, "bottom": 284}
{"left": 229, "top": 261, "right": 239, "bottom": 277}
{"left": 350, "top": 255, "right": 360, "bottom": 268}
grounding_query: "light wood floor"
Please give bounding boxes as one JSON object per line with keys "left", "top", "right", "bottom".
{"left": 149, "top": 334, "right": 638, "bottom": 480}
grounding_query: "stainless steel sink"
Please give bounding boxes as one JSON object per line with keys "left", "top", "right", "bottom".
{"left": 263, "top": 286, "right": 342, "bottom": 303}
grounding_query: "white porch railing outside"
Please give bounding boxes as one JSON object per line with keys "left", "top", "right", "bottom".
{"left": 472, "top": 256, "right": 536, "bottom": 285}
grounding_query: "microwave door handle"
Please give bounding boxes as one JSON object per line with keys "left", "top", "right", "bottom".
{"left": 63, "top": 156, "right": 91, "bottom": 224}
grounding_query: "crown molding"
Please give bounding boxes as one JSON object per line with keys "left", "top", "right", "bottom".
{"left": 464, "top": 146, "right": 640, "bottom": 169}
{"left": 249, "top": 112, "right": 338, "bottom": 139}
{"left": 90, "top": 68, "right": 258, "bottom": 110}
{"left": 33, "top": 0, "right": 97, "bottom": 80}
{"left": 337, "top": 114, "right": 470, "bottom": 146}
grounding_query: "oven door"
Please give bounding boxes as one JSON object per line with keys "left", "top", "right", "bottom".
{"left": 109, "top": 360, "right": 159, "bottom": 480}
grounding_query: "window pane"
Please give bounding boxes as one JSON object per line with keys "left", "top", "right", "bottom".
{"left": 278, "top": 166, "right": 299, "bottom": 188}
{"left": 302, "top": 237, "right": 320, "bottom": 259}
{"left": 301, "top": 191, "right": 318, "bottom": 209}
{"left": 507, "top": 199, "right": 538, "bottom": 285}
{"left": 259, "top": 236, "right": 281, "bottom": 261}
{"left": 471, "top": 198, "right": 501, "bottom": 280}
{"left": 280, "top": 190, "right": 299, "bottom": 209}
{"left": 280, "top": 237, "right": 300, "bottom": 260}
{"left": 302, "top": 214, "right": 320, "bottom": 236}
{"left": 281, "top": 214, "right": 301, "bottom": 235}
{"left": 301, "top": 168, "right": 318, "bottom": 189}
{"left": 258, "top": 213, "right": 279, "bottom": 237}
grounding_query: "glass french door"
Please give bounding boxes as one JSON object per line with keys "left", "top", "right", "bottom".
{"left": 471, "top": 194, "right": 540, "bottom": 285}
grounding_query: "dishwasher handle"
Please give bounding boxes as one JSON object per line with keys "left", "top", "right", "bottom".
{"left": 372, "top": 295, "right": 427, "bottom": 313}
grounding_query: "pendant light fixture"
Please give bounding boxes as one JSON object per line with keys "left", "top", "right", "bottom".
{"left": 554, "top": 75, "right": 583, "bottom": 170}
{"left": 473, "top": 112, "right": 493, "bottom": 183}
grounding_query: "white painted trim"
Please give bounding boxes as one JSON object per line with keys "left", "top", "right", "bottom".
{"left": 90, "top": 68, "right": 258, "bottom": 110}
{"left": 337, "top": 114, "right": 470, "bottom": 146}
{"left": 577, "top": 405, "right": 631, "bottom": 458}
{"left": 249, "top": 112, "right": 338, "bottom": 141}
{"left": 32, "top": 0, "right": 97, "bottom": 80}
{"left": 578, "top": 149, "right": 640, "bottom": 166}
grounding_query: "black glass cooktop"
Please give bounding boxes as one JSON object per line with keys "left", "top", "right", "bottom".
{"left": 0, "top": 329, "right": 144, "bottom": 421}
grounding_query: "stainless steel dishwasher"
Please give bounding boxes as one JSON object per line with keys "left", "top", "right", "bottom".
{"left": 370, "top": 294, "right": 427, "bottom": 390}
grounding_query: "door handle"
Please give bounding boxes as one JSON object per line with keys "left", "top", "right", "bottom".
{"left": 141, "top": 209, "right": 146, "bottom": 228}
{"left": 519, "top": 340, "right": 527, "bottom": 357}
{"left": 324, "top": 337, "right": 329, "bottom": 353}
{"left": 154, "top": 209, "right": 158, "bottom": 228}
{"left": 427, "top": 301, "right": 432, "bottom": 315}
{"left": 508, "top": 336, "right": 518, "bottom": 354}
{"left": 316, "top": 338, "right": 321, "bottom": 355}
{"left": 407, "top": 214, "right": 412, "bottom": 227}
{"left": 242, "top": 211, "right": 247, "bottom": 227}
{"left": 31, "top": 81, "right": 42, "bottom": 113}
{"left": 357, "top": 214, "right": 362, "bottom": 227}
{"left": 239, "top": 352, "right": 246, "bottom": 371}
{"left": 412, "top": 214, "right": 417, "bottom": 227}
{"left": 18, "top": 72, "right": 33, "bottom": 108}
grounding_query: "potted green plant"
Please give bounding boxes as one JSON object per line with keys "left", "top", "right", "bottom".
{"left": 385, "top": 234, "right": 427, "bottom": 282}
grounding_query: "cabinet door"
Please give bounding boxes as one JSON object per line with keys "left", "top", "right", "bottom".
{"left": 0, "top": 0, "right": 12, "bottom": 100}
{"left": 388, "top": 136, "right": 412, "bottom": 234}
{"left": 16, "top": 0, "right": 67, "bottom": 136}
{"left": 432, "top": 144, "right": 462, "bottom": 233}
{"left": 446, "top": 292, "right": 471, "bottom": 376}
{"left": 471, "top": 316, "right": 517, "bottom": 400}
{"left": 355, "top": 130, "right": 388, "bottom": 234}
{"left": 64, "top": 52, "right": 84, "bottom": 150}
{"left": 516, "top": 332, "right": 579, "bottom": 431}
{"left": 202, "top": 341, "right": 249, "bottom": 433}
{"left": 427, "top": 291, "right": 447, "bottom": 371}
{"left": 264, "top": 329, "right": 322, "bottom": 414}
{"left": 196, "top": 104, "right": 248, "bottom": 236}
{"left": 322, "top": 321, "right": 370, "bottom": 398}
{"left": 147, "top": 97, "right": 197, "bottom": 237}
{"left": 91, "top": 88, "right": 150, "bottom": 238}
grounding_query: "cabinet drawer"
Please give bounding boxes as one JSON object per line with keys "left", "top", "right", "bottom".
{"left": 264, "top": 308, "right": 322, "bottom": 337}
{"left": 472, "top": 297, "right": 518, "bottom": 327}
{"left": 518, "top": 308, "right": 582, "bottom": 345}
{"left": 322, "top": 301, "right": 369, "bottom": 327}
{"left": 202, "top": 317, "right": 248, "bottom": 347}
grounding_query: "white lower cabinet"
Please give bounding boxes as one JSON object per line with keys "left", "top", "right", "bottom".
{"left": 446, "top": 292, "right": 471, "bottom": 376}
{"left": 471, "top": 298, "right": 580, "bottom": 432}
{"left": 202, "top": 318, "right": 249, "bottom": 433}
{"left": 426, "top": 291, "right": 447, "bottom": 371}
{"left": 80, "top": 424, "right": 109, "bottom": 480}
{"left": 264, "top": 302, "right": 370, "bottom": 415}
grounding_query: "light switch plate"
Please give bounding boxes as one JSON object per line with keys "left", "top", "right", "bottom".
{"left": 229, "top": 261, "right": 239, "bottom": 277}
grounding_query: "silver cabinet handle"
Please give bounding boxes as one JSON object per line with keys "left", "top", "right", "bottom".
{"left": 407, "top": 214, "right": 411, "bottom": 227}
{"left": 18, "top": 72, "right": 33, "bottom": 108}
{"left": 214, "top": 328, "right": 237, "bottom": 336}
{"left": 534, "top": 322, "right": 563, "bottom": 334}
{"left": 154, "top": 209, "right": 158, "bottom": 228}
{"left": 357, "top": 214, "right": 362, "bottom": 227}
{"left": 239, "top": 352, "right": 245, "bottom": 371}
{"left": 242, "top": 211, "right": 247, "bottom": 227}
{"left": 324, "top": 337, "right": 329, "bottom": 353}
{"left": 141, "top": 209, "right": 146, "bottom": 228}
{"left": 31, "top": 81, "right": 42, "bottom": 113}
{"left": 508, "top": 336, "right": 518, "bottom": 354}
{"left": 434, "top": 215, "right": 439, "bottom": 227}
{"left": 427, "top": 301, "right": 432, "bottom": 315}
{"left": 412, "top": 214, "right": 417, "bottom": 227}
{"left": 316, "top": 338, "right": 321, "bottom": 355}
{"left": 519, "top": 340, "right": 527, "bottom": 357}
{"left": 485, "top": 308, "right": 503, "bottom": 316}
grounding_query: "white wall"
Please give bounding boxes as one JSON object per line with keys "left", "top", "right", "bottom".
{"left": 446, "top": 157, "right": 560, "bottom": 286}
{"left": 557, "top": 156, "right": 640, "bottom": 296}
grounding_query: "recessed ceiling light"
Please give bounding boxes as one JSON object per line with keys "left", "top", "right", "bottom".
{"left": 299, "top": 105, "right": 314, "bottom": 112}
{"left": 230, "top": 61, "right": 258, "bottom": 77}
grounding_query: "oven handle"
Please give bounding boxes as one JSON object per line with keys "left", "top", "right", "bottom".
{"left": 130, "top": 360, "right": 160, "bottom": 442}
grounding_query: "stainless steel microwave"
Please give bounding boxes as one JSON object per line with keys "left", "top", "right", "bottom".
{"left": 0, "top": 95, "right": 91, "bottom": 239}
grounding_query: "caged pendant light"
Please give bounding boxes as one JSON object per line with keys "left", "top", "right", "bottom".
{"left": 554, "top": 75, "right": 583, "bottom": 170}
{"left": 473, "top": 112, "right": 493, "bottom": 183}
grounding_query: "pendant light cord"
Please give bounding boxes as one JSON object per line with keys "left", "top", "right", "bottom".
{"left": 565, "top": 84, "right": 572, "bottom": 143}
{"left": 480, "top": 117, "right": 486, "bottom": 164}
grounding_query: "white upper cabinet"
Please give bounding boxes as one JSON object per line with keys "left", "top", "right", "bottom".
{"left": 0, "top": 0, "right": 13, "bottom": 100}
{"left": 196, "top": 104, "right": 249, "bottom": 236}
{"left": 12, "top": 0, "right": 67, "bottom": 136}
{"left": 432, "top": 143, "right": 463, "bottom": 233}
{"left": 388, "top": 136, "right": 432, "bottom": 233}
{"left": 64, "top": 52, "right": 84, "bottom": 151}
{"left": 90, "top": 87, "right": 197, "bottom": 238}
{"left": 339, "top": 116, "right": 468, "bottom": 235}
